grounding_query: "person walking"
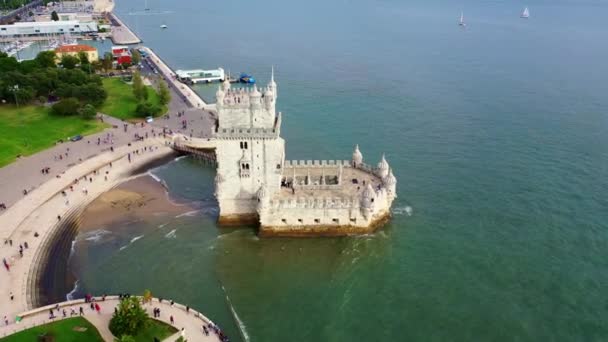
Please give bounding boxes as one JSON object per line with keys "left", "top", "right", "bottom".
{"left": 170, "top": 315, "right": 174, "bottom": 325}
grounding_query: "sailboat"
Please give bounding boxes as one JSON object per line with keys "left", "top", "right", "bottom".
{"left": 459, "top": 11, "right": 466, "bottom": 27}
{"left": 521, "top": 7, "right": 530, "bottom": 18}
{"left": 144, "top": 0, "right": 150, "bottom": 11}
{"left": 160, "top": 23, "right": 168, "bottom": 29}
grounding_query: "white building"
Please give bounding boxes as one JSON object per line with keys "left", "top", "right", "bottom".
{"left": 174, "top": 72, "right": 397, "bottom": 236}
{"left": 0, "top": 21, "right": 98, "bottom": 37}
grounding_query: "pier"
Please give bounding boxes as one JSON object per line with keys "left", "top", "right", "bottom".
{"left": 109, "top": 12, "right": 141, "bottom": 44}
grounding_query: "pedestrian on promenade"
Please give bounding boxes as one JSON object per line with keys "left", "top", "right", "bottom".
{"left": 10, "top": 292, "right": 13, "bottom": 301}
{"left": 24, "top": 242, "right": 28, "bottom": 249}
{"left": 95, "top": 303, "right": 100, "bottom": 314}
{"left": 62, "top": 309, "right": 66, "bottom": 318}
{"left": 79, "top": 307, "right": 84, "bottom": 315}
{"left": 170, "top": 315, "right": 174, "bottom": 325}
{"left": 4, "top": 316, "right": 8, "bottom": 326}
{"left": 186, "top": 305, "right": 190, "bottom": 313}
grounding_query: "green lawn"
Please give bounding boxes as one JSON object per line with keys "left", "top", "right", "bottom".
{"left": 0, "top": 317, "right": 104, "bottom": 342}
{"left": 131, "top": 318, "right": 177, "bottom": 342}
{"left": 0, "top": 105, "right": 107, "bottom": 167}
{"left": 100, "top": 78, "right": 166, "bottom": 121}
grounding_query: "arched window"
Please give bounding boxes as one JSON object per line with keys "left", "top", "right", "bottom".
{"left": 244, "top": 142, "right": 248, "bottom": 149}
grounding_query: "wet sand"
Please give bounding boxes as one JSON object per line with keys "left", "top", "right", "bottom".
{"left": 42, "top": 174, "right": 193, "bottom": 304}
{"left": 79, "top": 175, "right": 191, "bottom": 230}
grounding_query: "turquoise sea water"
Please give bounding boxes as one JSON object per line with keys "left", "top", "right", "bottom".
{"left": 68, "top": 0, "right": 608, "bottom": 340}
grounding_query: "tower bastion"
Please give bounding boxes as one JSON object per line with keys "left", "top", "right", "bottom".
{"left": 174, "top": 71, "right": 397, "bottom": 236}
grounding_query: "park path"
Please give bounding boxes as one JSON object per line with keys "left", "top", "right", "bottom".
{"left": 0, "top": 296, "right": 223, "bottom": 342}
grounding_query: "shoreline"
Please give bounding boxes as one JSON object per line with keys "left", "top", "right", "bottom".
{"left": 0, "top": 135, "right": 177, "bottom": 321}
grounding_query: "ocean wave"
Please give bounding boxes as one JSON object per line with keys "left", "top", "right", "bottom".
{"left": 130, "top": 235, "right": 144, "bottom": 244}
{"left": 165, "top": 229, "right": 177, "bottom": 239}
{"left": 80, "top": 229, "right": 112, "bottom": 243}
{"left": 146, "top": 170, "right": 162, "bottom": 183}
{"left": 175, "top": 210, "right": 200, "bottom": 218}
{"left": 392, "top": 206, "right": 413, "bottom": 216}
{"left": 69, "top": 240, "right": 76, "bottom": 258}
{"left": 66, "top": 280, "right": 79, "bottom": 301}
{"left": 119, "top": 245, "right": 128, "bottom": 251}
{"left": 223, "top": 286, "right": 250, "bottom": 342}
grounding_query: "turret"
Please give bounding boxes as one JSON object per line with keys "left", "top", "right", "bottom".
{"left": 268, "top": 66, "right": 277, "bottom": 98}
{"left": 222, "top": 77, "right": 231, "bottom": 91}
{"left": 250, "top": 84, "right": 262, "bottom": 108}
{"left": 377, "top": 154, "right": 389, "bottom": 178}
{"left": 383, "top": 168, "right": 397, "bottom": 199}
{"left": 361, "top": 184, "right": 375, "bottom": 220}
{"left": 216, "top": 86, "right": 225, "bottom": 108}
{"left": 352, "top": 145, "right": 363, "bottom": 167}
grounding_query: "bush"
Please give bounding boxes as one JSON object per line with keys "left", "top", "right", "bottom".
{"left": 51, "top": 98, "right": 80, "bottom": 116}
{"left": 109, "top": 297, "right": 149, "bottom": 338}
{"left": 135, "top": 102, "right": 160, "bottom": 118}
{"left": 79, "top": 104, "right": 97, "bottom": 119}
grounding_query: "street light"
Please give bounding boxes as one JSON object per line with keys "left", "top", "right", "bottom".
{"left": 11, "top": 84, "right": 28, "bottom": 148}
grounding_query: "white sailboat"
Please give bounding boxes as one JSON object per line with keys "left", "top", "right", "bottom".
{"left": 521, "top": 7, "right": 530, "bottom": 18}
{"left": 160, "top": 23, "right": 168, "bottom": 29}
{"left": 459, "top": 11, "right": 466, "bottom": 27}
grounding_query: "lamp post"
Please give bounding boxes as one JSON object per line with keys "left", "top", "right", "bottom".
{"left": 11, "top": 84, "right": 28, "bottom": 148}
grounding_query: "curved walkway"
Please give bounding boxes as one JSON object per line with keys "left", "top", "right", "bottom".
{"left": 0, "top": 135, "right": 176, "bottom": 323}
{"left": 0, "top": 296, "right": 223, "bottom": 341}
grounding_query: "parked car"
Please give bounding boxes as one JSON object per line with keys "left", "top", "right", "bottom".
{"left": 70, "top": 135, "right": 83, "bottom": 142}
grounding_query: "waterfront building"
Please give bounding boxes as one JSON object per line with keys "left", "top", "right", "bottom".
{"left": 34, "top": 13, "right": 94, "bottom": 23}
{"left": 175, "top": 72, "right": 397, "bottom": 236}
{"left": 55, "top": 44, "right": 98, "bottom": 62}
{"left": 111, "top": 45, "right": 131, "bottom": 65}
{"left": 0, "top": 21, "right": 98, "bottom": 38}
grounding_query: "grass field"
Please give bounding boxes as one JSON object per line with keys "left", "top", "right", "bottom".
{"left": 131, "top": 318, "right": 177, "bottom": 342}
{"left": 0, "top": 317, "right": 104, "bottom": 342}
{"left": 100, "top": 78, "right": 166, "bottom": 121}
{"left": 0, "top": 105, "right": 107, "bottom": 167}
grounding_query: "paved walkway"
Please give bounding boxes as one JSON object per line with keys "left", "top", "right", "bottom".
{"left": 0, "top": 296, "right": 224, "bottom": 342}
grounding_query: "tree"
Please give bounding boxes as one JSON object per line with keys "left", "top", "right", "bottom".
{"left": 132, "top": 71, "right": 145, "bottom": 101}
{"left": 131, "top": 49, "right": 141, "bottom": 65}
{"left": 135, "top": 102, "right": 159, "bottom": 118}
{"left": 109, "top": 297, "right": 149, "bottom": 338}
{"left": 79, "top": 103, "right": 97, "bottom": 119}
{"left": 35, "top": 50, "right": 57, "bottom": 68}
{"left": 158, "top": 80, "right": 170, "bottom": 106}
{"left": 102, "top": 52, "right": 114, "bottom": 72}
{"left": 60, "top": 55, "right": 79, "bottom": 70}
{"left": 116, "top": 335, "right": 136, "bottom": 342}
{"left": 51, "top": 98, "right": 80, "bottom": 116}
{"left": 78, "top": 51, "right": 90, "bottom": 65}
{"left": 143, "top": 290, "right": 152, "bottom": 304}
{"left": 51, "top": 10, "right": 59, "bottom": 21}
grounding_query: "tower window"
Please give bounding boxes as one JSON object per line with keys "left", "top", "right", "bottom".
{"left": 276, "top": 164, "right": 281, "bottom": 169}
{"left": 239, "top": 141, "right": 248, "bottom": 149}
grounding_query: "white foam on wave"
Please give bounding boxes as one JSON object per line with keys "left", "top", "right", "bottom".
{"left": 130, "top": 235, "right": 144, "bottom": 244}
{"left": 165, "top": 229, "right": 177, "bottom": 239}
{"left": 69, "top": 240, "right": 76, "bottom": 258}
{"left": 66, "top": 280, "right": 79, "bottom": 301}
{"left": 392, "top": 206, "right": 413, "bottom": 216}
{"left": 175, "top": 209, "right": 200, "bottom": 218}
{"left": 119, "top": 245, "right": 128, "bottom": 251}
{"left": 81, "top": 229, "right": 112, "bottom": 243}
{"left": 223, "top": 286, "right": 250, "bottom": 342}
{"left": 146, "top": 170, "right": 162, "bottom": 183}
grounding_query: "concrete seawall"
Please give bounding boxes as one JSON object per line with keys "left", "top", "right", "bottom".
{"left": 0, "top": 137, "right": 176, "bottom": 322}
{"left": 110, "top": 12, "right": 141, "bottom": 44}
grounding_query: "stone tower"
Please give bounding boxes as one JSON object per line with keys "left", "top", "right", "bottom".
{"left": 214, "top": 72, "right": 285, "bottom": 224}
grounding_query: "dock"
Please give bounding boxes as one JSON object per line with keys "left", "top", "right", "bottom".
{"left": 108, "top": 12, "right": 141, "bottom": 44}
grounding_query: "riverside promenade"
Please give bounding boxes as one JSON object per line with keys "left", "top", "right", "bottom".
{"left": 142, "top": 46, "right": 213, "bottom": 110}
{"left": 0, "top": 296, "right": 223, "bottom": 341}
{"left": 0, "top": 135, "right": 175, "bottom": 318}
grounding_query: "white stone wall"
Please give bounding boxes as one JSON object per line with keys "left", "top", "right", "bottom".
{"left": 215, "top": 137, "right": 285, "bottom": 216}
